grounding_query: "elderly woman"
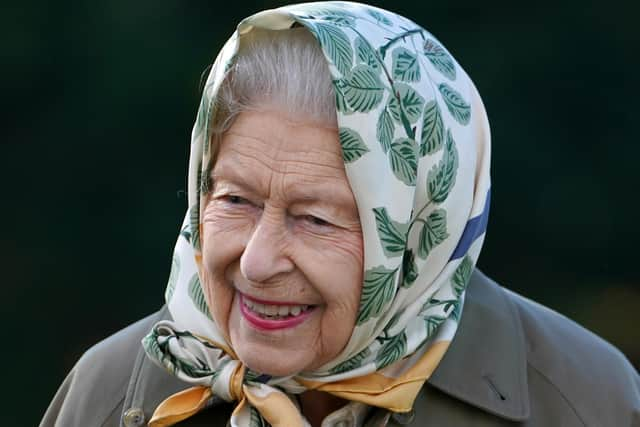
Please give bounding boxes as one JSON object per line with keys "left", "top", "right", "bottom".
{"left": 42, "top": 3, "right": 639, "bottom": 427}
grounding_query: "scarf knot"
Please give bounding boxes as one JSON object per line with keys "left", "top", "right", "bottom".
{"left": 143, "top": 320, "right": 249, "bottom": 403}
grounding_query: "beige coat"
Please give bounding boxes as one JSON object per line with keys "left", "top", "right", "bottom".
{"left": 41, "top": 271, "right": 640, "bottom": 426}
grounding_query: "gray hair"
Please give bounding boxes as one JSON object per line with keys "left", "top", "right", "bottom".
{"left": 210, "top": 27, "right": 338, "bottom": 143}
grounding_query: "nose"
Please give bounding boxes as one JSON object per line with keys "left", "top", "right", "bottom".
{"left": 240, "top": 211, "right": 294, "bottom": 283}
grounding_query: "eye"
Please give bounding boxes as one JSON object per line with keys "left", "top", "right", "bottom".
{"left": 304, "top": 215, "right": 331, "bottom": 227}
{"left": 226, "top": 195, "right": 247, "bottom": 204}
{"left": 217, "top": 195, "right": 251, "bottom": 206}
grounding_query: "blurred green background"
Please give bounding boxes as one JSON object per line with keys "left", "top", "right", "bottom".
{"left": 3, "top": 0, "right": 638, "bottom": 425}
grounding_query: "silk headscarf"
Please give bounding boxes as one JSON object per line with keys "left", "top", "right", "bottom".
{"left": 143, "top": 2, "right": 491, "bottom": 426}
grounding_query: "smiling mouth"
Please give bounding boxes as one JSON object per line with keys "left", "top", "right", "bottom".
{"left": 243, "top": 297, "right": 313, "bottom": 319}
{"left": 239, "top": 293, "right": 316, "bottom": 330}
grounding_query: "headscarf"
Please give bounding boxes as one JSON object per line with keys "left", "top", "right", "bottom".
{"left": 142, "top": 2, "right": 491, "bottom": 426}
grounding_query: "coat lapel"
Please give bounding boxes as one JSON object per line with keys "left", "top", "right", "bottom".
{"left": 427, "top": 270, "right": 530, "bottom": 421}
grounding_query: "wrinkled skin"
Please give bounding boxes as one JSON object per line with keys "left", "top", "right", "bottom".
{"left": 201, "top": 110, "right": 364, "bottom": 377}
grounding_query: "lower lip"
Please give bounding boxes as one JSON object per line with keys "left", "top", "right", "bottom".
{"left": 239, "top": 294, "right": 315, "bottom": 331}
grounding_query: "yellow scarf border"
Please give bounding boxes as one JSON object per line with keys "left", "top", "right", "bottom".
{"left": 149, "top": 340, "right": 449, "bottom": 426}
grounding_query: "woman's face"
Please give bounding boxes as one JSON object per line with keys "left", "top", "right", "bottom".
{"left": 201, "top": 110, "right": 364, "bottom": 376}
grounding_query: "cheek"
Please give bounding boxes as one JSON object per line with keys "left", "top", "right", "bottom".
{"left": 200, "top": 207, "right": 253, "bottom": 334}
{"left": 299, "top": 230, "right": 364, "bottom": 317}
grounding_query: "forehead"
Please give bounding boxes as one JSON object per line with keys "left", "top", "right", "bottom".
{"left": 212, "top": 110, "right": 354, "bottom": 198}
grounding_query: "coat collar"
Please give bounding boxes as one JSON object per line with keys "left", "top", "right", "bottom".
{"left": 426, "top": 269, "right": 530, "bottom": 421}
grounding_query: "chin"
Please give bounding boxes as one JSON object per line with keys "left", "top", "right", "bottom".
{"left": 227, "top": 293, "right": 324, "bottom": 376}
{"left": 241, "top": 352, "right": 303, "bottom": 377}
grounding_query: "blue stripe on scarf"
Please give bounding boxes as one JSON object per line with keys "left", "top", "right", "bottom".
{"left": 450, "top": 189, "right": 491, "bottom": 261}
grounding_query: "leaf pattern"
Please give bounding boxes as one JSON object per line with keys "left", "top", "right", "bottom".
{"left": 401, "top": 249, "right": 418, "bottom": 287}
{"left": 392, "top": 47, "right": 420, "bottom": 82}
{"left": 333, "top": 79, "right": 351, "bottom": 113}
{"left": 376, "top": 332, "right": 407, "bottom": 369}
{"left": 427, "top": 130, "right": 458, "bottom": 203}
{"left": 438, "top": 83, "right": 471, "bottom": 125}
{"left": 423, "top": 315, "right": 446, "bottom": 336}
{"left": 355, "top": 36, "right": 380, "bottom": 72}
{"left": 417, "top": 209, "right": 449, "bottom": 259}
{"left": 357, "top": 266, "right": 398, "bottom": 325}
{"left": 388, "top": 138, "right": 418, "bottom": 186}
{"left": 309, "top": 22, "right": 353, "bottom": 76}
{"left": 452, "top": 256, "right": 473, "bottom": 298}
{"left": 293, "top": 4, "right": 352, "bottom": 20}
{"left": 329, "top": 347, "right": 371, "bottom": 375}
{"left": 189, "top": 203, "right": 200, "bottom": 251}
{"left": 319, "top": 15, "right": 356, "bottom": 27}
{"left": 373, "top": 207, "right": 408, "bottom": 257}
{"left": 339, "top": 127, "right": 369, "bottom": 163}
{"left": 249, "top": 407, "right": 267, "bottom": 427}
{"left": 450, "top": 300, "right": 463, "bottom": 321}
{"left": 423, "top": 39, "right": 457, "bottom": 80}
{"left": 342, "top": 64, "right": 385, "bottom": 112}
{"left": 180, "top": 222, "right": 191, "bottom": 243}
{"left": 188, "top": 274, "right": 212, "bottom": 319}
{"left": 376, "top": 106, "right": 394, "bottom": 153}
{"left": 388, "top": 83, "right": 425, "bottom": 125}
{"left": 420, "top": 100, "right": 444, "bottom": 156}
{"left": 367, "top": 8, "right": 393, "bottom": 26}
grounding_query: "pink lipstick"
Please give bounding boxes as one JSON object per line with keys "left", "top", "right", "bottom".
{"left": 239, "top": 293, "right": 316, "bottom": 331}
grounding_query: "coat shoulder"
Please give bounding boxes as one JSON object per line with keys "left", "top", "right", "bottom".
{"left": 502, "top": 285, "right": 640, "bottom": 425}
{"left": 41, "top": 308, "right": 166, "bottom": 427}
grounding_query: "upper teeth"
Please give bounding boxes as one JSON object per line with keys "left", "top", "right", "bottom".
{"left": 243, "top": 298, "right": 310, "bottom": 318}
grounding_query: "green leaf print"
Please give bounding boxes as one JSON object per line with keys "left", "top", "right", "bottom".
{"left": 318, "top": 15, "right": 356, "bottom": 27}
{"left": 355, "top": 36, "right": 380, "bottom": 72}
{"left": 189, "top": 203, "right": 200, "bottom": 251}
{"left": 423, "top": 315, "right": 446, "bottom": 336}
{"left": 388, "top": 138, "right": 418, "bottom": 186}
{"left": 188, "top": 274, "right": 212, "bottom": 319}
{"left": 438, "top": 83, "right": 471, "bottom": 125}
{"left": 388, "top": 83, "right": 425, "bottom": 125}
{"left": 384, "top": 311, "right": 402, "bottom": 333}
{"left": 427, "top": 130, "right": 458, "bottom": 203}
{"left": 452, "top": 256, "right": 473, "bottom": 298}
{"left": 165, "top": 255, "right": 180, "bottom": 303}
{"left": 373, "top": 207, "right": 408, "bottom": 257}
{"left": 392, "top": 47, "right": 421, "bottom": 82}
{"left": 309, "top": 22, "right": 353, "bottom": 76}
{"left": 294, "top": 4, "right": 352, "bottom": 20}
{"left": 450, "top": 300, "right": 463, "bottom": 321}
{"left": 376, "top": 332, "right": 407, "bottom": 369}
{"left": 200, "top": 163, "right": 212, "bottom": 194}
{"left": 333, "top": 79, "right": 351, "bottom": 113}
{"left": 343, "top": 64, "right": 385, "bottom": 112}
{"left": 357, "top": 266, "right": 398, "bottom": 325}
{"left": 367, "top": 8, "right": 393, "bottom": 26}
{"left": 180, "top": 222, "right": 192, "bottom": 243}
{"left": 376, "top": 106, "right": 394, "bottom": 153}
{"left": 401, "top": 249, "right": 418, "bottom": 288}
{"left": 423, "top": 39, "right": 456, "bottom": 80}
{"left": 420, "top": 100, "right": 444, "bottom": 156}
{"left": 142, "top": 332, "right": 163, "bottom": 361}
{"left": 417, "top": 209, "right": 449, "bottom": 259}
{"left": 329, "top": 347, "right": 371, "bottom": 375}
{"left": 339, "top": 127, "right": 369, "bottom": 163}
{"left": 243, "top": 369, "right": 263, "bottom": 383}
{"left": 249, "top": 406, "right": 267, "bottom": 427}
